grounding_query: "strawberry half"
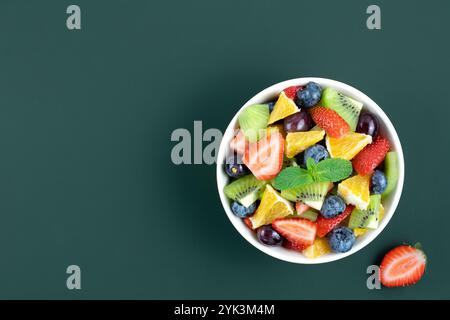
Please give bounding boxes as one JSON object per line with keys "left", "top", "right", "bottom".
{"left": 282, "top": 240, "right": 306, "bottom": 251}
{"left": 295, "top": 202, "right": 310, "bottom": 215}
{"left": 310, "top": 106, "right": 350, "bottom": 138}
{"left": 352, "top": 135, "right": 390, "bottom": 175}
{"left": 243, "top": 131, "right": 284, "bottom": 180}
{"left": 230, "top": 130, "right": 246, "bottom": 155}
{"left": 272, "top": 218, "right": 317, "bottom": 250}
{"left": 283, "top": 85, "right": 303, "bottom": 100}
{"left": 243, "top": 217, "right": 254, "bottom": 230}
{"left": 316, "top": 205, "right": 354, "bottom": 238}
{"left": 380, "top": 244, "right": 427, "bottom": 287}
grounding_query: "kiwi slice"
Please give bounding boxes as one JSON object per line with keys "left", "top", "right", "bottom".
{"left": 320, "top": 88, "right": 363, "bottom": 131}
{"left": 382, "top": 151, "right": 399, "bottom": 198}
{"left": 238, "top": 104, "right": 269, "bottom": 142}
{"left": 298, "top": 210, "right": 318, "bottom": 222}
{"left": 224, "top": 174, "right": 267, "bottom": 207}
{"left": 281, "top": 182, "right": 331, "bottom": 210}
{"left": 349, "top": 194, "right": 381, "bottom": 229}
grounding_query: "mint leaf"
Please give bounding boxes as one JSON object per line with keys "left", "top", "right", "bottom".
{"left": 306, "top": 157, "right": 316, "bottom": 170}
{"left": 273, "top": 167, "right": 314, "bottom": 190}
{"left": 314, "top": 158, "right": 352, "bottom": 182}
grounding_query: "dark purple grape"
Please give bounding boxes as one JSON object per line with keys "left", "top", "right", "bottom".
{"left": 356, "top": 112, "right": 379, "bottom": 138}
{"left": 257, "top": 226, "right": 283, "bottom": 246}
{"left": 283, "top": 109, "right": 312, "bottom": 132}
{"left": 225, "top": 155, "right": 248, "bottom": 178}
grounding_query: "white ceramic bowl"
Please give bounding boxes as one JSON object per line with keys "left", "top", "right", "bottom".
{"left": 216, "top": 78, "right": 404, "bottom": 264}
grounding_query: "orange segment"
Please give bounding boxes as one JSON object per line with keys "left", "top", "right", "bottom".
{"left": 302, "top": 237, "right": 331, "bottom": 258}
{"left": 325, "top": 132, "right": 372, "bottom": 160}
{"left": 285, "top": 130, "right": 325, "bottom": 158}
{"left": 337, "top": 174, "right": 370, "bottom": 210}
{"left": 250, "top": 185, "right": 294, "bottom": 228}
{"left": 268, "top": 91, "right": 299, "bottom": 124}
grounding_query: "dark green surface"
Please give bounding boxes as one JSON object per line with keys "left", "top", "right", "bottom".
{"left": 0, "top": 0, "right": 448, "bottom": 299}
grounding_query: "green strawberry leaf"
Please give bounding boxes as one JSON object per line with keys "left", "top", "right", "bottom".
{"left": 273, "top": 167, "right": 314, "bottom": 190}
{"left": 314, "top": 158, "right": 353, "bottom": 182}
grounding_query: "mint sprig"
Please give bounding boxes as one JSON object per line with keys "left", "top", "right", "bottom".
{"left": 273, "top": 158, "right": 353, "bottom": 190}
{"left": 272, "top": 167, "right": 313, "bottom": 190}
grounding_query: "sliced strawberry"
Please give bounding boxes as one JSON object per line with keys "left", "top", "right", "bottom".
{"left": 283, "top": 86, "right": 303, "bottom": 100}
{"left": 295, "top": 202, "right": 310, "bottom": 215}
{"left": 310, "top": 106, "right": 350, "bottom": 138}
{"left": 272, "top": 218, "right": 317, "bottom": 249}
{"left": 242, "top": 131, "right": 284, "bottom": 180}
{"left": 352, "top": 136, "right": 390, "bottom": 175}
{"left": 243, "top": 217, "right": 254, "bottom": 230}
{"left": 230, "top": 130, "right": 246, "bottom": 155}
{"left": 316, "top": 205, "right": 354, "bottom": 238}
{"left": 380, "top": 245, "right": 427, "bottom": 287}
{"left": 282, "top": 240, "right": 307, "bottom": 251}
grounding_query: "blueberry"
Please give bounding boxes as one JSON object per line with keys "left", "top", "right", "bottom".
{"left": 225, "top": 155, "right": 248, "bottom": 178}
{"left": 328, "top": 227, "right": 356, "bottom": 253}
{"left": 296, "top": 82, "right": 322, "bottom": 108}
{"left": 320, "top": 195, "right": 346, "bottom": 218}
{"left": 371, "top": 170, "right": 387, "bottom": 194}
{"left": 267, "top": 101, "right": 276, "bottom": 113}
{"left": 257, "top": 225, "right": 283, "bottom": 246}
{"left": 231, "top": 201, "right": 257, "bottom": 218}
{"left": 303, "top": 145, "right": 329, "bottom": 166}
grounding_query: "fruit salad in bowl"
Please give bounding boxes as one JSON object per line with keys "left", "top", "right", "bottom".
{"left": 216, "top": 78, "right": 404, "bottom": 264}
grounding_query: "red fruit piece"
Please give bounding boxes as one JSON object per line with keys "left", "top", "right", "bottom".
{"left": 310, "top": 107, "right": 350, "bottom": 138}
{"left": 230, "top": 130, "right": 246, "bottom": 155}
{"left": 283, "top": 86, "right": 303, "bottom": 100}
{"left": 272, "top": 218, "right": 317, "bottom": 249}
{"left": 380, "top": 245, "right": 427, "bottom": 287}
{"left": 295, "top": 202, "right": 310, "bottom": 215}
{"left": 282, "top": 240, "right": 306, "bottom": 251}
{"left": 243, "top": 217, "right": 254, "bottom": 230}
{"left": 352, "top": 136, "right": 390, "bottom": 175}
{"left": 243, "top": 131, "right": 284, "bottom": 180}
{"left": 316, "top": 205, "right": 354, "bottom": 238}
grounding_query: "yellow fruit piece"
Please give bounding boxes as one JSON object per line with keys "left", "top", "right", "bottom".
{"left": 250, "top": 185, "right": 294, "bottom": 228}
{"left": 354, "top": 228, "right": 368, "bottom": 237}
{"left": 268, "top": 124, "right": 286, "bottom": 137}
{"left": 302, "top": 237, "right": 331, "bottom": 259}
{"left": 268, "top": 92, "right": 299, "bottom": 124}
{"left": 285, "top": 130, "right": 325, "bottom": 158}
{"left": 379, "top": 203, "right": 385, "bottom": 221}
{"left": 326, "top": 132, "right": 372, "bottom": 160}
{"left": 338, "top": 174, "right": 370, "bottom": 210}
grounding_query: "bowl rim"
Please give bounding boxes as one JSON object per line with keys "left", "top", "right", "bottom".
{"left": 216, "top": 77, "right": 404, "bottom": 264}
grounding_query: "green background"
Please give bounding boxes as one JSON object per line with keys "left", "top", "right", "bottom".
{"left": 0, "top": 0, "right": 447, "bottom": 299}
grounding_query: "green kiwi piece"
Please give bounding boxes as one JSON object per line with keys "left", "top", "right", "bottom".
{"left": 224, "top": 174, "right": 267, "bottom": 208}
{"left": 297, "top": 210, "right": 319, "bottom": 222}
{"left": 349, "top": 194, "right": 381, "bottom": 229}
{"left": 382, "top": 151, "right": 399, "bottom": 198}
{"left": 238, "top": 104, "right": 269, "bottom": 142}
{"left": 320, "top": 88, "right": 363, "bottom": 131}
{"left": 281, "top": 182, "right": 331, "bottom": 210}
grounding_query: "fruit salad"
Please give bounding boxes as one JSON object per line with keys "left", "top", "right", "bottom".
{"left": 223, "top": 82, "right": 400, "bottom": 259}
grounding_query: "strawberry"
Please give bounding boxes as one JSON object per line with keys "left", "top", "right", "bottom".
{"left": 295, "top": 202, "right": 310, "bottom": 215}
{"left": 352, "top": 136, "right": 390, "bottom": 175}
{"left": 316, "top": 205, "right": 354, "bottom": 238}
{"left": 272, "top": 218, "right": 317, "bottom": 249}
{"left": 282, "top": 240, "right": 306, "bottom": 251}
{"left": 243, "top": 131, "right": 284, "bottom": 180}
{"left": 283, "top": 86, "right": 303, "bottom": 100}
{"left": 230, "top": 130, "right": 246, "bottom": 155}
{"left": 243, "top": 217, "right": 254, "bottom": 230}
{"left": 380, "top": 244, "right": 427, "bottom": 287}
{"left": 310, "top": 107, "right": 350, "bottom": 138}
